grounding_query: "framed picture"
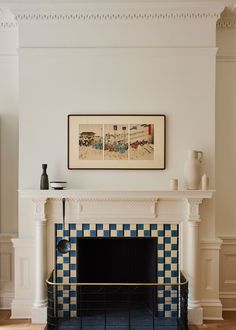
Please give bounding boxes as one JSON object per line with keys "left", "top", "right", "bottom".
{"left": 68, "top": 114, "right": 166, "bottom": 170}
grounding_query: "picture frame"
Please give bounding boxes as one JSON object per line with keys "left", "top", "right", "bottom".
{"left": 68, "top": 114, "right": 166, "bottom": 170}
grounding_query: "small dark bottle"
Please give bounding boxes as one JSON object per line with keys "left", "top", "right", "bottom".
{"left": 40, "top": 164, "right": 49, "bottom": 190}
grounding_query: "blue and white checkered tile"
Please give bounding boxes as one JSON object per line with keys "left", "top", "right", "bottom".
{"left": 162, "top": 224, "right": 179, "bottom": 317}
{"left": 55, "top": 223, "right": 71, "bottom": 317}
{"left": 55, "top": 223, "right": 179, "bottom": 318}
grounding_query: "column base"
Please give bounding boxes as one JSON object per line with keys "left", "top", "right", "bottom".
{"left": 188, "top": 306, "right": 203, "bottom": 325}
{"left": 32, "top": 305, "right": 47, "bottom": 324}
{"left": 201, "top": 299, "right": 223, "bottom": 320}
{"left": 11, "top": 298, "right": 33, "bottom": 319}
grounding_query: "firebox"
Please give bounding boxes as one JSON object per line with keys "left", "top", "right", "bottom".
{"left": 77, "top": 237, "right": 157, "bottom": 283}
{"left": 77, "top": 237, "right": 157, "bottom": 317}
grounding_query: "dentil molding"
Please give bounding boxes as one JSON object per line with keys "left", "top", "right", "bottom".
{"left": 0, "top": 9, "right": 17, "bottom": 30}
{"left": 7, "top": 1, "right": 227, "bottom": 24}
{"left": 217, "top": 15, "right": 236, "bottom": 28}
{"left": 13, "top": 10, "right": 221, "bottom": 23}
{"left": 0, "top": 20, "right": 17, "bottom": 29}
{"left": 217, "top": 7, "right": 236, "bottom": 28}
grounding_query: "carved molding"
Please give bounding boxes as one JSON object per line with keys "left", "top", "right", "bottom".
{"left": 217, "top": 16, "right": 236, "bottom": 28}
{"left": 186, "top": 198, "right": 203, "bottom": 222}
{"left": 0, "top": 9, "right": 18, "bottom": 31}
{"left": 0, "top": 21, "right": 18, "bottom": 30}
{"left": 217, "top": 7, "right": 236, "bottom": 29}
{"left": 13, "top": 10, "right": 221, "bottom": 24}
{"left": 32, "top": 198, "right": 47, "bottom": 222}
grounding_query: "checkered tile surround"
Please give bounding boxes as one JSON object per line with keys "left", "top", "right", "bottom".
{"left": 55, "top": 223, "right": 179, "bottom": 318}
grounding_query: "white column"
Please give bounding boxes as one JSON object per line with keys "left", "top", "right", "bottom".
{"left": 31, "top": 198, "right": 48, "bottom": 323}
{"left": 186, "top": 198, "right": 203, "bottom": 325}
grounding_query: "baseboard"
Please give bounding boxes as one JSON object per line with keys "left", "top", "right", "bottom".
{"left": 201, "top": 300, "right": 223, "bottom": 320}
{"left": 11, "top": 299, "right": 33, "bottom": 319}
{"left": 204, "top": 316, "right": 224, "bottom": 320}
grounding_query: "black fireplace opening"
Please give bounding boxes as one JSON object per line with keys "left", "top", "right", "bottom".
{"left": 77, "top": 237, "right": 157, "bottom": 316}
{"left": 77, "top": 237, "right": 157, "bottom": 284}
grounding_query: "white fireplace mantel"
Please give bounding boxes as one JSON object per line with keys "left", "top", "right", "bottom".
{"left": 12, "top": 189, "right": 220, "bottom": 325}
{"left": 19, "top": 189, "right": 213, "bottom": 200}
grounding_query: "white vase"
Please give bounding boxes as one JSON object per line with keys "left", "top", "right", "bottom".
{"left": 184, "top": 150, "right": 203, "bottom": 190}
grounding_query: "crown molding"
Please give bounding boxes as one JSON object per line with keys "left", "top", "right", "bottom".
{"left": 217, "top": 16, "right": 236, "bottom": 28}
{"left": 217, "top": 7, "right": 236, "bottom": 28}
{"left": 0, "top": 9, "right": 17, "bottom": 30}
{"left": 0, "top": 20, "right": 17, "bottom": 29}
{"left": 1, "top": 2, "right": 228, "bottom": 29}
{"left": 1, "top": 1, "right": 227, "bottom": 25}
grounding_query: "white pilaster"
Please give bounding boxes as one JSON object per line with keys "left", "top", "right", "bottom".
{"left": 31, "top": 198, "right": 47, "bottom": 324}
{"left": 186, "top": 198, "right": 203, "bottom": 325}
{"left": 200, "top": 239, "right": 223, "bottom": 320}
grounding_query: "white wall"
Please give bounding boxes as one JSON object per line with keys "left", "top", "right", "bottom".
{"left": 0, "top": 10, "right": 18, "bottom": 308}
{"left": 216, "top": 24, "right": 236, "bottom": 236}
{"left": 0, "top": 18, "right": 18, "bottom": 234}
{"left": 17, "top": 9, "right": 219, "bottom": 187}
{"left": 16, "top": 3, "right": 223, "bottom": 243}
{"left": 19, "top": 48, "right": 216, "bottom": 191}
{"left": 216, "top": 9, "right": 236, "bottom": 310}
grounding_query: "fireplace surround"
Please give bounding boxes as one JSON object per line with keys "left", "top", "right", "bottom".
{"left": 12, "top": 189, "right": 218, "bottom": 326}
{"left": 55, "top": 223, "right": 178, "bottom": 318}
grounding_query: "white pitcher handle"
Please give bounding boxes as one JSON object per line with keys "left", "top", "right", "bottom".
{"left": 197, "top": 151, "right": 203, "bottom": 162}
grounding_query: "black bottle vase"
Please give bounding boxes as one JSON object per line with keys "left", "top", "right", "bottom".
{"left": 40, "top": 164, "right": 49, "bottom": 190}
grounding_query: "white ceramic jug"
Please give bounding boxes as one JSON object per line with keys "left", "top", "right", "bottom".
{"left": 184, "top": 150, "right": 203, "bottom": 190}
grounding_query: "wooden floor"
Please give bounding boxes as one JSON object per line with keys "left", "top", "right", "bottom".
{"left": 0, "top": 310, "right": 235, "bottom": 329}
{"left": 189, "top": 312, "right": 236, "bottom": 330}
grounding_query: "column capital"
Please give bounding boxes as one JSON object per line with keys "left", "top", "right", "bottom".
{"left": 186, "top": 198, "right": 203, "bottom": 223}
{"left": 32, "top": 198, "right": 48, "bottom": 222}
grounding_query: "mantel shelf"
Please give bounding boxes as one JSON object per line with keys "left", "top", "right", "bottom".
{"left": 19, "top": 189, "right": 214, "bottom": 200}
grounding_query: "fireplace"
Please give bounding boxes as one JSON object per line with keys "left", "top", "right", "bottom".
{"left": 15, "top": 189, "right": 214, "bottom": 325}
{"left": 78, "top": 237, "right": 157, "bottom": 283}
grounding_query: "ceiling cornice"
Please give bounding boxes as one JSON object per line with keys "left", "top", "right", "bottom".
{"left": 1, "top": 1, "right": 230, "bottom": 28}
{"left": 0, "top": 8, "right": 17, "bottom": 30}
{"left": 217, "top": 8, "right": 236, "bottom": 28}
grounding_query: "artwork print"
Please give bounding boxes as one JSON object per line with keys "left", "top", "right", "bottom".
{"left": 68, "top": 115, "right": 165, "bottom": 169}
{"left": 130, "top": 124, "right": 154, "bottom": 160}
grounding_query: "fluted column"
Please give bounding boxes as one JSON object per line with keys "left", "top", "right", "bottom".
{"left": 31, "top": 198, "right": 48, "bottom": 323}
{"left": 186, "top": 198, "right": 203, "bottom": 325}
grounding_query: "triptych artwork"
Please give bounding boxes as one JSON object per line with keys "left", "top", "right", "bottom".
{"left": 68, "top": 115, "right": 165, "bottom": 169}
